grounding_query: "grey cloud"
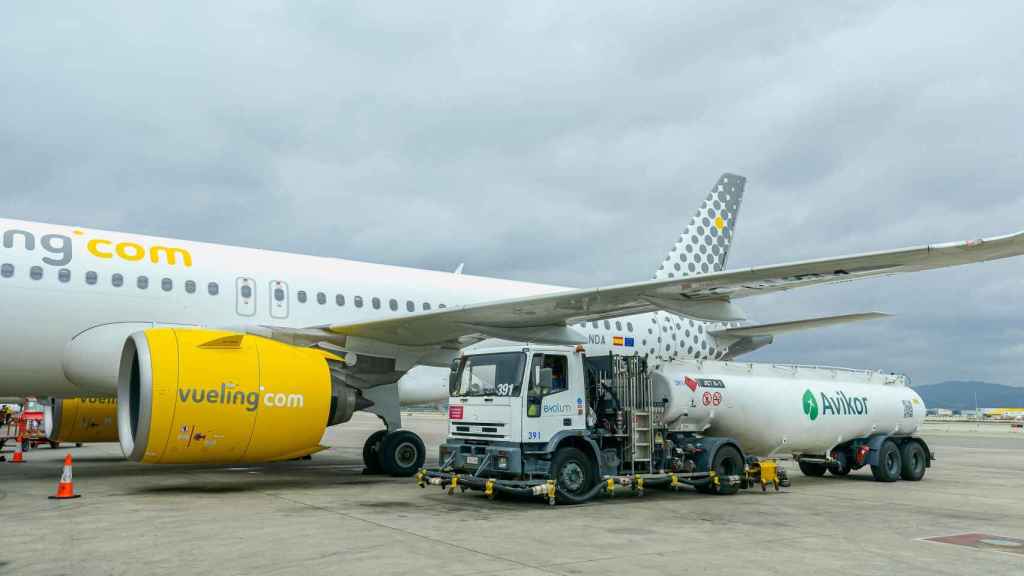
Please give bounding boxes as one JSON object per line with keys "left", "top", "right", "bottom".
{"left": 1, "top": 1, "right": 1021, "bottom": 385}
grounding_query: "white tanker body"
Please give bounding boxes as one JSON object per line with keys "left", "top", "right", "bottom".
{"left": 652, "top": 360, "right": 931, "bottom": 481}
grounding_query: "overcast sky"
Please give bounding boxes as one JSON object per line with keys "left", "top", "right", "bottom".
{"left": 2, "top": 2, "right": 1021, "bottom": 387}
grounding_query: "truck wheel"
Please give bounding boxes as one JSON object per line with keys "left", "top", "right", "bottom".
{"left": 899, "top": 441, "right": 926, "bottom": 481}
{"left": 21, "top": 439, "right": 30, "bottom": 452}
{"left": 49, "top": 441, "right": 60, "bottom": 450}
{"left": 828, "top": 451, "right": 851, "bottom": 476}
{"left": 871, "top": 440, "right": 902, "bottom": 482}
{"left": 551, "top": 447, "right": 596, "bottom": 504}
{"left": 378, "top": 430, "right": 426, "bottom": 477}
{"left": 699, "top": 445, "right": 743, "bottom": 495}
{"left": 798, "top": 460, "right": 827, "bottom": 477}
{"left": 362, "top": 430, "right": 387, "bottom": 474}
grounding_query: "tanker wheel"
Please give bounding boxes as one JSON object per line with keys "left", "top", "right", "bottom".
{"left": 899, "top": 441, "right": 926, "bottom": 481}
{"left": 798, "top": 460, "right": 827, "bottom": 477}
{"left": 871, "top": 440, "right": 902, "bottom": 482}
{"left": 362, "top": 430, "right": 387, "bottom": 474}
{"left": 698, "top": 445, "right": 743, "bottom": 495}
{"left": 550, "top": 447, "right": 596, "bottom": 504}
{"left": 828, "top": 451, "right": 851, "bottom": 477}
{"left": 378, "top": 430, "right": 426, "bottom": 477}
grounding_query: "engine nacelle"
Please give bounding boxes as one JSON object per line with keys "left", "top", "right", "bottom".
{"left": 118, "top": 328, "right": 363, "bottom": 464}
{"left": 44, "top": 397, "right": 119, "bottom": 443}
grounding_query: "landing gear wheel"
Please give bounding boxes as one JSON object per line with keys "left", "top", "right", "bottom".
{"left": 698, "top": 445, "right": 744, "bottom": 495}
{"left": 378, "top": 430, "right": 426, "bottom": 477}
{"left": 362, "top": 430, "right": 387, "bottom": 474}
{"left": 899, "top": 441, "right": 926, "bottom": 481}
{"left": 871, "top": 440, "right": 902, "bottom": 482}
{"left": 828, "top": 451, "right": 851, "bottom": 476}
{"left": 798, "top": 460, "right": 827, "bottom": 477}
{"left": 550, "top": 447, "right": 596, "bottom": 504}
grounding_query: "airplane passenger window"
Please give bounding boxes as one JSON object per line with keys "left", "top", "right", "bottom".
{"left": 137, "top": 276, "right": 149, "bottom": 290}
{"left": 335, "top": 294, "right": 344, "bottom": 306}
{"left": 85, "top": 271, "right": 98, "bottom": 285}
{"left": 591, "top": 322, "right": 598, "bottom": 329}
{"left": 162, "top": 278, "right": 173, "bottom": 292}
{"left": 275, "top": 288, "right": 285, "bottom": 302}
{"left": 317, "top": 292, "right": 326, "bottom": 305}
{"left": 627, "top": 322, "right": 633, "bottom": 332}
{"left": 208, "top": 282, "right": 219, "bottom": 296}
{"left": 354, "top": 296, "right": 363, "bottom": 308}
{"left": 422, "top": 302, "right": 431, "bottom": 311}
{"left": 372, "top": 297, "right": 381, "bottom": 309}
{"left": 0, "top": 263, "right": 12, "bottom": 278}
{"left": 438, "top": 303, "right": 446, "bottom": 308}
{"left": 185, "top": 280, "right": 196, "bottom": 294}
{"left": 604, "top": 320, "right": 611, "bottom": 330}
{"left": 58, "top": 269, "right": 71, "bottom": 283}
{"left": 297, "top": 290, "right": 307, "bottom": 303}
{"left": 241, "top": 285, "right": 252, "bottom": 298}
{"left": 616, "top": 321, "right": 622, "bottom": 331}
{"left": 30, "top": 266, "right": 43, "bottom": 280}
{"left": 112, "top": 273, "right": 124, "bottom": 287}
{"left": 406, "top": 300, "right": 414, "bottom": 312}
{"left": 389, "top": 298, "right": 398, "bottom": 311}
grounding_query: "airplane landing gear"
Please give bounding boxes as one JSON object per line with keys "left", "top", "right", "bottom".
{"left": 363, "top": 430, "right": 426, "bottom": 477}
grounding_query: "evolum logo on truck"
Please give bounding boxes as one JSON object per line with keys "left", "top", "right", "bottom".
{"left": 802, "top": 388, "right": 869, "bottom": 422}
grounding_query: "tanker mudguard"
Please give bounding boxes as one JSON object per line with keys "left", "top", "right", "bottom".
{"left": 863, "top": 434, "right": 932, "bottom": 468}
{"left": 117, "top": 328, "right": 363, "bottom": 464}
{"left": 670, "top": 433, "right": 744, "bottom": 473}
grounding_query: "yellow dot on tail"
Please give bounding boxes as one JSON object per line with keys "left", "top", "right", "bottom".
{"left": 714, "top": 215, "right": 725, "bottom": 231}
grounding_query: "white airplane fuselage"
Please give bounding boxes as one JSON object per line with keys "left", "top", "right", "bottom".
{"left": 0, "top": 218, "right": 734, "bottom": 399}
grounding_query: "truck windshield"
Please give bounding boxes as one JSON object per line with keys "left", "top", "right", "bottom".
{"left": 451, "top": 353, "right": 525, "bottom": 397}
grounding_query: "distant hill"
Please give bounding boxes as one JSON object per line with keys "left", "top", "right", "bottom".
{"left": 912, "top": 381, "right": 1024, "bottom": 411}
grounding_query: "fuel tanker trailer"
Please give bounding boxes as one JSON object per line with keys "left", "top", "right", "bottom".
{"left": 651, "top": 360, "right": 930, "bottom": 481}
{"left": 420, "top": 344, "right": 932, "bottom": 504}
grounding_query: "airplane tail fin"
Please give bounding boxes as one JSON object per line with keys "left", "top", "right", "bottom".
{"left": 653, "top": 173, "right": 745, "bottom": 279}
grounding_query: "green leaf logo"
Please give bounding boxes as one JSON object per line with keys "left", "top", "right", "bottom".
{"left": 802, "top": 389, "right": 819, "bottom": 421}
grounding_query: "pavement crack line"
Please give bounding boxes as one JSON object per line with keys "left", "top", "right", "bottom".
{"left": 257, "top": 491, "right": 562, "bottom": 576}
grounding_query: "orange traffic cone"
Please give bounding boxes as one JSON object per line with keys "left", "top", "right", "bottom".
{"left": 10, "top": 436, "right": 25, "bottom": 463}
{"left": 48, "top": 453, "right": 81, "bottom": 499}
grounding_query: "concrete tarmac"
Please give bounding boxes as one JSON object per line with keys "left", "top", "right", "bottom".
{"left": 1, "top": 413, "right": 1022, "bottom": 576}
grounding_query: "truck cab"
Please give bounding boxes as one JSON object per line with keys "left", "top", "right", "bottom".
{"left": 444, "top": 345, "right": 587, "bottom": 477}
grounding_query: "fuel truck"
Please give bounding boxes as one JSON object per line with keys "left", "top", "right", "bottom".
{"left": 418, "top": 344, "right": 931, "bottom": 504}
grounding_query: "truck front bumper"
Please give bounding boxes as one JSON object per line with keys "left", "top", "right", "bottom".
{"left": 439, "top": 439, "right": 525, "bottom": 476}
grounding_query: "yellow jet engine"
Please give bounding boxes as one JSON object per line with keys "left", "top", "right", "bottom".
{"left": 117, "top": 328, "right": 364, "bottom": 464}
{"left": 45, "top": 397, "right": 119, "bottom": 444}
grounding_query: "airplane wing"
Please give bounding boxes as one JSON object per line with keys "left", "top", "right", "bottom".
{"left": 324, "top": 230, "right": 1024, "bottom": 347}
{"left": 708, "top": 312, "right": 890, "bottom": 339}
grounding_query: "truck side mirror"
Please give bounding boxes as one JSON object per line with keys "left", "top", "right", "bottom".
{"left": 448, "top": 359, "right": 461, "bottom": 394}
{"left": 539, "top": 368, "right": 553, "bottom": 393}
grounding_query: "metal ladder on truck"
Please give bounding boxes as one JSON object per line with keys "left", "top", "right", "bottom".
{"left": 612, "top": 354, "right": 655, "bottom": 474}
